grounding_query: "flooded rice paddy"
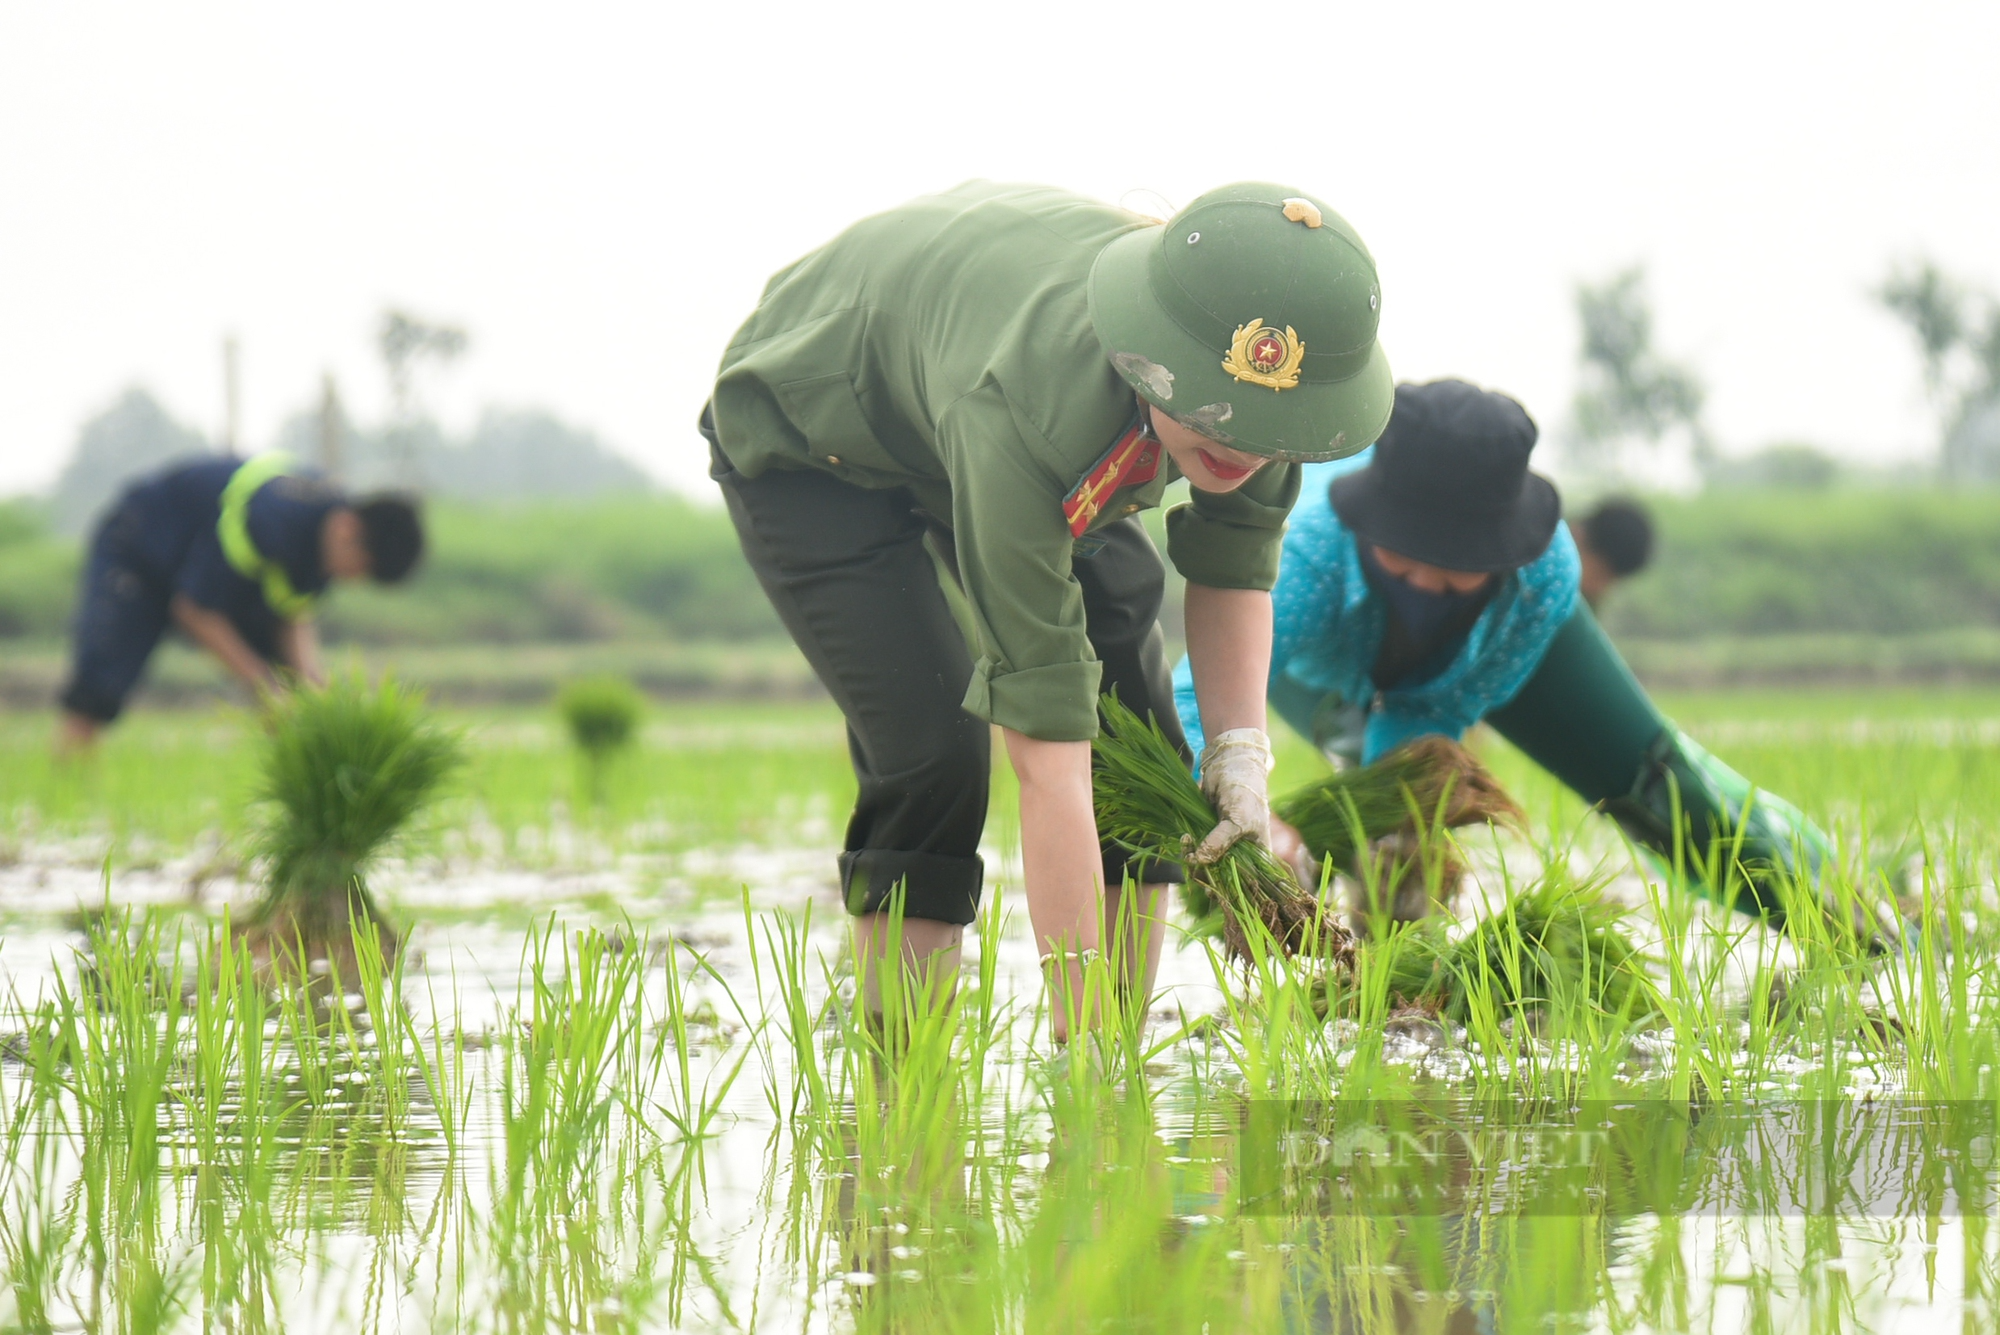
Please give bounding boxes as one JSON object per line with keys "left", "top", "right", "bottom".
{"left": 2, "top": 694, "right": 2000, "bottom": 1332}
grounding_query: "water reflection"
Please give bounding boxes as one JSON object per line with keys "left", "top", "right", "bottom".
{"left": 2, "top": 910, "right": 1996, "bottom": 1331}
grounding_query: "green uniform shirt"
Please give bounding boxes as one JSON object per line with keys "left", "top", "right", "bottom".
{"left": 710, "top": 181, "right": 1301, "bottom": 742}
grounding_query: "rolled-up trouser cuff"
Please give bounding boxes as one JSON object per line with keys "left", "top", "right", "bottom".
{"left": 58, "top": 680, "right": 125, "bottom": 724}
{"left": 840, "top": 849, "right": 985, "bottom": 926}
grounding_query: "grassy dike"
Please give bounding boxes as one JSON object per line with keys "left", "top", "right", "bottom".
{"left": 16, "top": 487, "right": 2000, "bottom": 710}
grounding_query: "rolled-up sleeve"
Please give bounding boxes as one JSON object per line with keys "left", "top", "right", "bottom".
{"left": 939, "top": 389, "right": 1102, "bottom": 741}
{"left": 1164, "top": 461, "right": 1300, "bottom": 589}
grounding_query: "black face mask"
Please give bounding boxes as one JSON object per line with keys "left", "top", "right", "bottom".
{"left": 1359, "top": 544, "right": 1491, "bottom": 643}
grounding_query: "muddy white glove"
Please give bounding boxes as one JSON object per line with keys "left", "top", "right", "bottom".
{"left": 1190, "top": 728, "right": 1273, "bottom": 865}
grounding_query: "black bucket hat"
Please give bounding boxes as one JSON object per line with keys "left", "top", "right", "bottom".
{"left": 1329, "top": 379, "right": 1561, "bottom": 573}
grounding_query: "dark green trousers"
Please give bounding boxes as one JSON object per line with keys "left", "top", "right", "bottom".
{"left": 1485, "top": 605, "right": 1663, "bottom": 807}
{"left": 1486, "top": 604, "right": 1825, "bottom": 917}
{"left": 708, "top": 426, "right": 1183, "bottom": 928}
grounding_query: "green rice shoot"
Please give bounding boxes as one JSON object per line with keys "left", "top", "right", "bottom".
{"left": 557, "top": 674, "right": 645, "bottom": 803}
{"left": 243, "top": 673, "right": 464, "bottom": 962}
{"left": 1093, "top": 692, "right": 1351, "bottom": 964}
{"left": 1274, "top": 733, "right": 1525, "bottom": 874}
{"left": 1358, "top": 874, "right": 1655, "bottom": 1023}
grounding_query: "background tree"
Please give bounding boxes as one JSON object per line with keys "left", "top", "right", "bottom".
{"left": 1975, "top": 306, "right": 2000, "bottom": 403}
{"left": 1877, "top": 262, "right": 1965, "bottom": 413}
{"left": 269, "top": 404, "right": 652, "bottom": 501}
{"left": 1700, "top": 442, "right": 1839, "bottom": 492}
{"left": 377, "top": 309, "right": 468, "bottom": 488}
{"left": 48, "top": 388, "right": 213, "bottom": 535}
{"left": 431, "top": 408, "right": 653, "bottom": 500}
{"left": 1876, "top": 258, "right": 2000, "bottom": 480}
{"left": 1569, "top": 267, "right": 1709, "bottom": 482}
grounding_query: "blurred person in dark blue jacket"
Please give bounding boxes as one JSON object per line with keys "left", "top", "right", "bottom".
{"left": 1573, "top": 496, "right": 1655, "bottom": 610}
{"left": 57, "top": 453, "right": 423, "bottom": 751}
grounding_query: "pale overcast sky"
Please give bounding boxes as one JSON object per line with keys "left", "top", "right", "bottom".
{"left": 2, "top": 1, "right": 1995, "bottom": 497}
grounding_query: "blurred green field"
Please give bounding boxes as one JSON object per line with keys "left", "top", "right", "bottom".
{"left": 0, "top": 699, "right": 856, "bottom": 871}
{"left": 17, "top": 487, "right": 2000, "bottom": 701}
{"left": 7, "top": 684, "right": 2000, "bottom": 873}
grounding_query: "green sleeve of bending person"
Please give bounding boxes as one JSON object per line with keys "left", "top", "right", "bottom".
{"left": 708, "top": 181, "right": 1308, "bottom": 740}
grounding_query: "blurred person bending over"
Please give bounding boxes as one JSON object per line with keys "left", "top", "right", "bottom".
{"left": 1573, "top": 496, "right": 1655, "bottom": 609}
{"left": 1174, "top": 380, "right": 1851, "bottom": 933}
{"left": 703, "top": 181, "right": 1391, "bottom": 1036}
{"left": 57, "top": 454, "right": 424, "bottom": 751}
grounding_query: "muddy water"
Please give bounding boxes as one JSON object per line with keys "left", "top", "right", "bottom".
{"left": 0, "top": 849, "right": 1990, "bottom": 1332}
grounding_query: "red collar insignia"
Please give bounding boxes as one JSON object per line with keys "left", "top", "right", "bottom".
{"left": 1061, "top": 414, "right": 1161, "bottom": 538}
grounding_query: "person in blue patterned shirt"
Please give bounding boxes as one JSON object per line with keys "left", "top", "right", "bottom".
{"left": 1175, "top": 379, "right": 1862, "bottom": 937}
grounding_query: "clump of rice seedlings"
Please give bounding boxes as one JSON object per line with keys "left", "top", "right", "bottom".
{"left": 1093, "top": 698, "right": 1524, "bottom": 962}
{"left": 1093, "top": 693, "right": 1352, "bottom": 966}
{"left": 241, "top": 675, "right": 463, "bottom": 968}
{"left": 1362, "top": 876, "right": 1653, "bottom": 1024}
{"left": 557, "top": 675, "right": 644, "bottom": 803}
{"left": 1277, "top": 736, "right": 1524, "bottom": 918}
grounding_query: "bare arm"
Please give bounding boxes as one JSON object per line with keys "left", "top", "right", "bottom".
{"left": 1181, "top": 583, "right": 1276, "bottom": 861}
{"left": 278, "top": 617, "right": 325, "bottom": 686}
{"left": 1183, "top": 583, "right": 1272, "bottom": 739}
{"left": 1001, "top": 728, "right": 1104, "bottom": 1036}
{"left": 170, "top": 595, "right": 280, "bottom": 699}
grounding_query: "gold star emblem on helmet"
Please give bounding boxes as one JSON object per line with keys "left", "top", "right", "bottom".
{"left": 1222, "top": 318, "right": 1306, "bottom": 391}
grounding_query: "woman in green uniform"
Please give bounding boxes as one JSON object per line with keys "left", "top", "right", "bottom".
{"left": 702, "top": 181, "right": 1391, "bottom": 1034}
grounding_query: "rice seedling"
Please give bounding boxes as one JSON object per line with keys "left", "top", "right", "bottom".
{"left": 1275, "top": 734, "right": 1524, "bottom": 920}
{"left": 556, "top": 675, "right": 645, "bottom": 805}
{"left": 653, "top": 932, "right": 754, "bottom": 1147}
{"left": 1354, "top": 872, "right": 1655, "bottom": 1024}
{"left": 241, "top": 674, "right": 464, "bottom": 967}
{"left": 488, "top": 917, "right": 672, "bottom": 1330}
{"left": 1276, "top": 735, "right": 1522, "bottom": 868}
{"left": 1092, "top": 693, "right": 1351, "bottom": 966}
{"left": 1093, "top": 695, "right": 1526, "bottom": 964}
{"left": 746, "top": 900, "right": 842, "bottom": 1136}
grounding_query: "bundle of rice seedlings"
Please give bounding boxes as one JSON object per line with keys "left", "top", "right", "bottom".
{"left": 1363, "top": 877, "right": 1653, "bottom": 1023}
{"left": 1092, "top": 694, "right": 1351, "bottom": 966}
{"left": 1275, "top": 736, "right": 1524, "bottom": 923}
{"left": 1276, "top": 735, "right": 1523, "bottom": 874}
{"left": 557, "top": 675, "right": 644, "bottom": 804}
{"left": 241, "top": 675, "right": 463, "bottom": 969}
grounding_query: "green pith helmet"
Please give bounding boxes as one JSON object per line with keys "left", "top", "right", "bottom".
{"left": 1088, "top": 182, "right": 1391, "bottom": 461}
